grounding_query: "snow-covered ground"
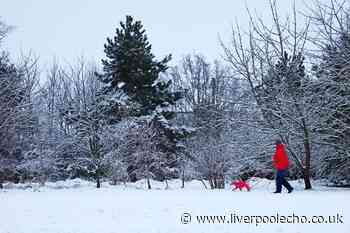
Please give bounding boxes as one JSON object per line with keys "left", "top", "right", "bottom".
{"left": 1, "top": 178, "right": 349, "bottom": 233}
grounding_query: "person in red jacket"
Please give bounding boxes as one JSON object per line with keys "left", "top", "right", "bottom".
{"left": 273, "top": 140, "right": 293, "bottom": 193}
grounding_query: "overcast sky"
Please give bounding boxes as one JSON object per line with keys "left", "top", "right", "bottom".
{"left": 1, "top": 0, "right": 307, "bottom": 67}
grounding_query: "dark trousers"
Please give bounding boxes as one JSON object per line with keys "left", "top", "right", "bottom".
{"left": 275, "top": 170, "right": 293, "bottom": 192}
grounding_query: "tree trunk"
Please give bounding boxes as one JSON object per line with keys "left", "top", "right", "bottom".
{"left": 302, "top": 121, "right": 312, "bottom": 190}
{"left": 147, "top": 177, "right": 151, "bottom": 190}
{"left": 208, "top": 177, "right": 215, "bottom": 189}
{"left": 218, "top": 175, "right": 225, "bottom": 189}
{"left": 303, "top": 142, "right": 312, "bottom": 189}
{"left": 0, "top": 182, "right": 3, "bottom": 189}
{"left": 200, "top": 179, "right": 208, "bottom": 189}
{"left": 164, "top": 179, "right": 169, "bottom": 190}
{"left": 111, "top": 179, "right": 117, "bottom": 186}
{"left": 303, "top": 168, "right": 312, "bottom": 190}
{"left": 181, "top": 169, "right": 185, "bottom": 189}
{"left": 96, "top": 176, "right": 101, "bottom": 188}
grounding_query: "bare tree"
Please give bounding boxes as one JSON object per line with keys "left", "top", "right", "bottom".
{"left": 170, "top": 54, "right": 240, "bottom": 188}
{"left": 125, "top": 120, "right": 168, "bottom": 190}
{"left": 221, "top": 0, "right": 314, "bottom": 189}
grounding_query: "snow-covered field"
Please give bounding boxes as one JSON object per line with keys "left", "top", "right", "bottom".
{"left": 1, "top": 178, "right": 349, "bottom": 233}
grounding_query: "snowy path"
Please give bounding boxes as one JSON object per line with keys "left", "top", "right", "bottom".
{"left": 1, "top": 179, "right": 349, "bottom": 233}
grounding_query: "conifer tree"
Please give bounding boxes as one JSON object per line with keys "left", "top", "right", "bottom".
{"left": 100, "top": 15, "right": 179, "bottom": 118}
{"left": 314, "top": 33, "right": 350, "bottom": 183}
{"left": 99, "top": 16, "right": 190, "bottom": 181}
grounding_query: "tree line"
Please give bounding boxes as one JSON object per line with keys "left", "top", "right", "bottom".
{"left": 0, "top": 0, "right": 349, "bottom": 189}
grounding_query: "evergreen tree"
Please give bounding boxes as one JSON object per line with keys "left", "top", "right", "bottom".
{"left": 100, "top": 15, "right": 179, "bottom": 118}
{"left": 0, "top": 19, "right": 25, "bottom": 186}
{"left": 314, "top": 33, "right": 350, "bottom": 184}
{"left": 99, "top": 15, "right": 189, "bottom": 181}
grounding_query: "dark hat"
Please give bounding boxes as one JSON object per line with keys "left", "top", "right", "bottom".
{"left": 275, "top": 139, "right": 282, "bottom": 145}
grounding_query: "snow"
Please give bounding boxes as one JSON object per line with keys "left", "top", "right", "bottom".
{"left": 152, "top": 74, "right": 171, "bottom": 87}
{"left": 1, "top": 178, "right": 349, "bottom": 233}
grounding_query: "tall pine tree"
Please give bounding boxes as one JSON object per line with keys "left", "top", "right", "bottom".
{"left": 99, "top": 15, "right": 189, "bottom": 182}
{"left": 100, "top": 16, "right": 179, "bottom": 117}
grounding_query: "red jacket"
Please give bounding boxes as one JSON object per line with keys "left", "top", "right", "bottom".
{"left": 273, "top": 144, "right": 289, "bottom": 170}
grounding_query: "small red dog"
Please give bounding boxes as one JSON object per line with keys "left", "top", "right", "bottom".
{"left": 231, "top": 180, "right": 251, "bottom": 191}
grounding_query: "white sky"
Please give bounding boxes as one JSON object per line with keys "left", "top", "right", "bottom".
{"left": 1, "top": 0, "right": 308, "bottom": 67}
